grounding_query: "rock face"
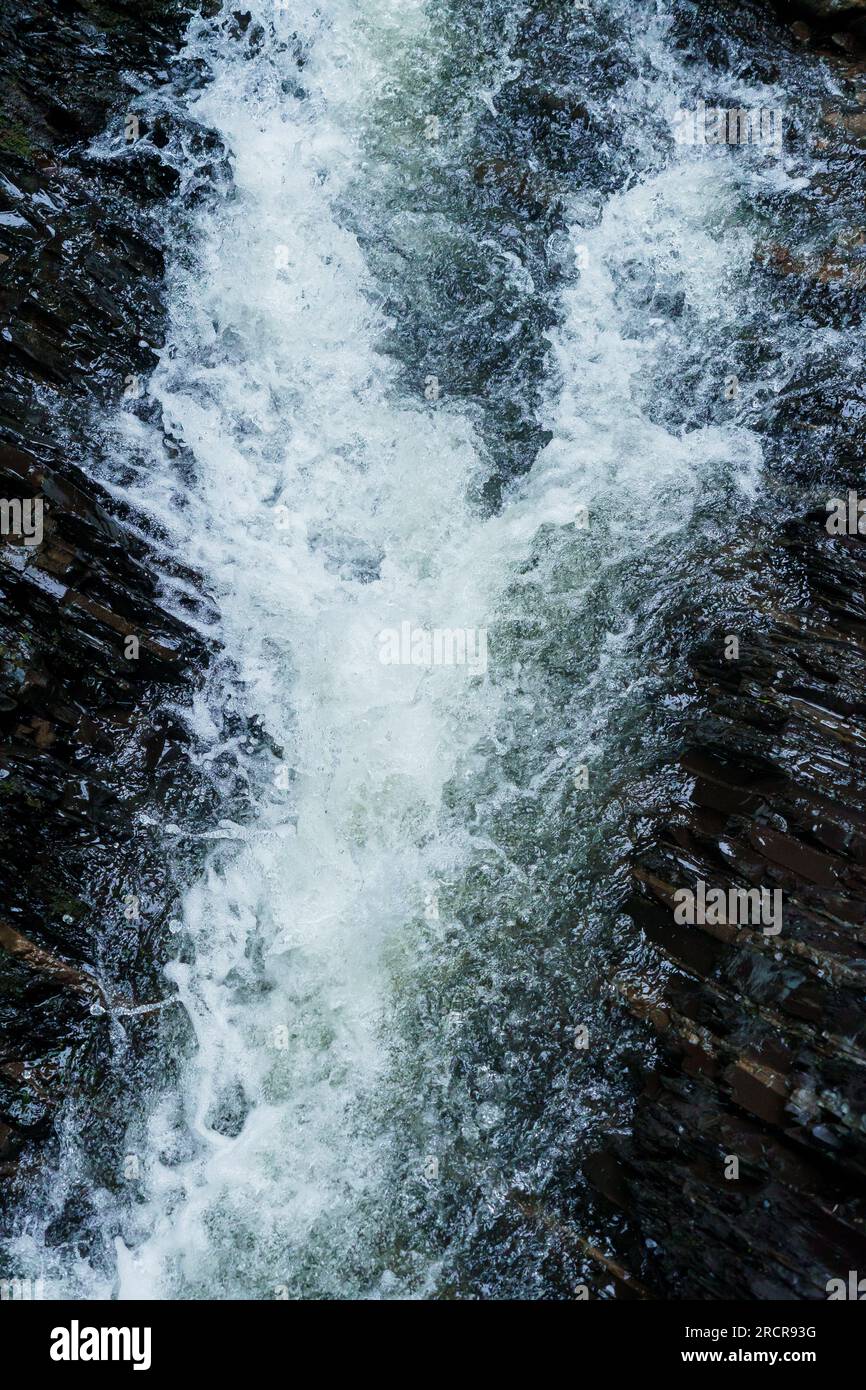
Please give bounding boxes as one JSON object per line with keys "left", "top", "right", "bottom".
{"left": 782, "top": 0, "right": 866, "bottom": 15}
{"left": 775, "top": 0, "right": 866, "bottom": 44}
{"left": 0, "top": 0, "right": 214, "bottom": 1208}
{"left": 603, "top": 511, "right": 866, "bottom": 1299}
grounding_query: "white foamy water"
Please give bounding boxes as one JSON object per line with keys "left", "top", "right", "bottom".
{"left": 5, "top": 0, "right": 811, "bottom": 1298}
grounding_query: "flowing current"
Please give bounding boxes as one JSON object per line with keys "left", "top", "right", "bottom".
{"left": 7, "top": 0, "right": 836, "bottom": 1297}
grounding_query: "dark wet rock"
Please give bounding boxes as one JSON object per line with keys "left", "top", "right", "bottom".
{"left": 776, "top": 0, "right": 866, "bottom": 47}
{"left": 585, "top": 519, "right": 866, "bottom": 1297}
{"left": 782, "top": 0, "right": 866, "bottom": 14}
{"left": 205, "top": 1079, "right": 250, "bottom": 1139}
{"left": 472, "top": 158, "right": 558, "bottom": 209}
{"left": 824, "top": 105, "right": 866, "bottom": 137}
{"left": 0, "top": 0, "right": 218, "bottom": 1232}
{"left": 756, "top": 239, "right": 866, "bottom": 288}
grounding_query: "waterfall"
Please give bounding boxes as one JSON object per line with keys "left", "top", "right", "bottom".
{"left": 4, "top": 0, "right": 825, "bottom": 1299}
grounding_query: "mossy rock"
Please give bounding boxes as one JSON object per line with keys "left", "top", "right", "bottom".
{"left": 0, "top": 115, "right": 37, "bottom": 161}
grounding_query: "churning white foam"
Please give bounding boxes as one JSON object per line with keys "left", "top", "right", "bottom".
{"left": 110, "top": 0, "right": 772, "bottom": 1298}
{"left": 107, "top": 0, "right": 515, "bottom": 1299}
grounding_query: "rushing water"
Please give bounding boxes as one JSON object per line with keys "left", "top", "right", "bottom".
{"left": 3, "top": 0, "right": 852, "bottom": 1298}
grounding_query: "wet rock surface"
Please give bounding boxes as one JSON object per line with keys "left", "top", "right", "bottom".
{"left": 0, "top": 0, "right": 215, "bottom": 1223}
{"left": 604, "top": 514, "right": 866, "bottom": 1298}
